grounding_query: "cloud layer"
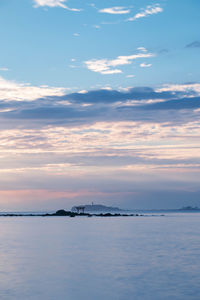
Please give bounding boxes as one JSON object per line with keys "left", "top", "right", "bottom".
{"left": 0, "top": 77, "right": 200, "bottom": 209}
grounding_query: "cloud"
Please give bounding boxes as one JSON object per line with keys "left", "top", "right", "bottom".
{"left": 126, "top": 75, "right": 135, "bottom": 78}
{"left": 0, "top": 75, "right": 68, "bottom": 101}
{"left": 0, "top": 67, "right": 9, "bottom": 71}
{"left": 140, "top": 63, "right": 152, "bottom": 68}
{"left": 156, "top": 83, "right": 200, "bottom": 95}
{"left": 1, "top": 78, "right": 200, "bottom": 133}
{"left": 93, "top": 25, "right": 101, "bottom": 29}
{"left": 136, "top": 96, "right": 200, "bottom": 111}
{"left": 186, "top": 41, "right": 200, "bottom": 48}
{"left": 137, "top": 47, "right": 147, "bottom": 52}
{"left": 1, "top": 77, "right": 200, "bottom": 131}
{"left": 85, "top": 50, "right": 154, "bottom": 74}
{"left": 159, "top": 49, "right": 169, "bottom": 54}
{"left": 1, "top": 76, "right": 199, "bottom": 109}
{"left": 128, "top": 4, "right": 163, "bottom": 21}
{"left": 99, "top": 7, "right": 131, "bottom": 15}
{"left": 33, "top": 0, "right": 81, "bottom": 11}
{"left": 63, "top": 86, "right": 179, "bottom": 104}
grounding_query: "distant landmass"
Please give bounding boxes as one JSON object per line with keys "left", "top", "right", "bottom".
{"left": 130, "top": 206, "right": 200, "bottom": 213}
{"left": 71, "top": 204, "right": 125, "bottom": 213}
{"left": 180, "top": 206, "right": 200, "bottom": 211}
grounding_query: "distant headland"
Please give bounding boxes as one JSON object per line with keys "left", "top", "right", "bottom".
{"left": 180, "top": 206, "right": 200, "bottom": 211}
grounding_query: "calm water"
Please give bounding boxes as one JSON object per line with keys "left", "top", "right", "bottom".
{"left": 0, "top": 213, "right": 200, "bottom": 300}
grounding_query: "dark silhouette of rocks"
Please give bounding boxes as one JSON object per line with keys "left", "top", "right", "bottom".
{"left": 54, "top": 209, "right": 74, "bottom": 216}
{"left": 0, "top": 209, "right": 149, "bottom": 218}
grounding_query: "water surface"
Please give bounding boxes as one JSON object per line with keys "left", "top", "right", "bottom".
{"left": 0, "top": 213, "right": 200, "bottom": 299}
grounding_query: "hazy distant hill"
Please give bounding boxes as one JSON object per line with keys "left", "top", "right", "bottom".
{"left": 71, "top": 204, "right": 124, "bottom": 213}
{"left": 180, "top": 206, "right": 200, "bottom": 211}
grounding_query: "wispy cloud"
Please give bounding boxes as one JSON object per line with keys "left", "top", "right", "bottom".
{"left": 137, "top": 47, "right": 147, "bottom": 52}
{"left": 128, "top": 4, "right": 163, "bottom": 21}
{"left": 85, "top": 50, "right": 154, "bottom": 75}
{"left": 99, "top": 6, "right": 131, "bottom": 15}
{"left": 93, "top": 25, "right": 101, "bottom": 29}
{"left": 140, "top": 63, "right": 152, "bottom": 68}
{"left": 0, "top": 67, "right": 9, "bottom": 71}
{"left": 186, "top": 41, "right": 200, "bottom": 48}
{"left": 126, "top": 75, "right": 135, "bottom": 78}
{"left": 33, "top": 0, "right": 81, "bottom": 11}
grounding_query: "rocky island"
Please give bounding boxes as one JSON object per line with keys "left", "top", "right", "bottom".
{"left": 71, "top": 204, "right": 126, "bottom": 213}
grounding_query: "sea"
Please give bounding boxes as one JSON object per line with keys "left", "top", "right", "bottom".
{"left": 0, "top": 212, "right": 200, "bottom": 300}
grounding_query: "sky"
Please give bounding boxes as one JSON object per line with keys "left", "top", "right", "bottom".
{"left": 0, "top": 0, "right": 200, "bottom": 211}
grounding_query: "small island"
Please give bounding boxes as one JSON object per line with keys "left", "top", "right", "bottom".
{"left": 71, "top": 203, "right": 125, "bottom": 213}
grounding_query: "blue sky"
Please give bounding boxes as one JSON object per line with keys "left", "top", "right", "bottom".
{"left": 0, "top": 0, "right": 200, "bottom": 210}
{"left": 1, "top": 0, "right": 200, "bottom": 88}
